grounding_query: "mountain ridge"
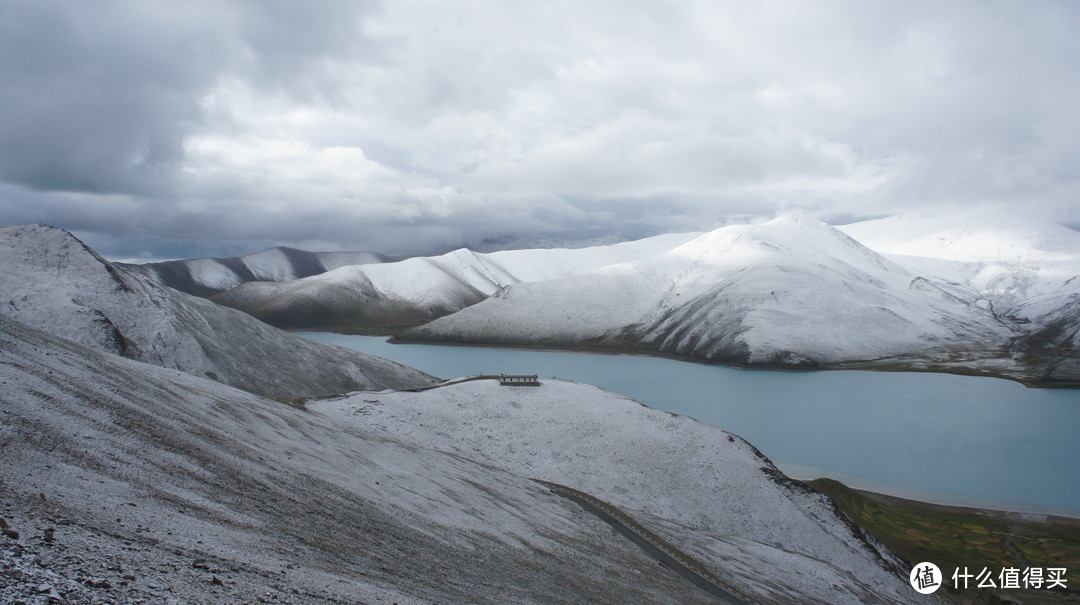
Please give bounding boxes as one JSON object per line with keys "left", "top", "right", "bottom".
{"left": 0, "top": 224, "right": 435, "bottom": 396}
{"left": 209, "top": 231, "right": 701, "bottom": 332}
{"left": 119, "top": 245, "right": 396, "bottom": 297}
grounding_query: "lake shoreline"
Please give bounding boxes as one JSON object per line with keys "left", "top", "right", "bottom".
{"left": 784, "top": 463, "right": 1080, "bottom": 520}
{"left": 281, "top": 321, "right": 1080, "bottom": 388}
{"left": 377, "top": 330, "right": 1077, "bottom": 389}
{"left": 832, "top": 481, "right": 1080, "bottom": 523}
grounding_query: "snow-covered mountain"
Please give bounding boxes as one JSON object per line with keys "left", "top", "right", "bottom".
{"left": 400, "top": 215, "right": 1079, "bottom": 385}
{"left": 210, "top": 232, "right": 700, "bottom": 332}
{"left": 0, "top": 225, "right": 434, "bottom": 396}
{"left": 838, "top": 213, "right": 1080, "bottom": 383}
{"left": 838, "top": 212, "right": 1080, "bottom": 320}
{"left": 402, "top": 216, "right": 1010, "bottom": 361}
{"left": 121, "top": 234, "right": 644, "bottom": 298}
{"left": 119, "top": 246, "right": 394, "bottom": 297}
{"left": 0, "top": 313, "right": 919, "bottom": 603}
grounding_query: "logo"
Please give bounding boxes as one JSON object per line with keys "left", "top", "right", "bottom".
{"left": 910, "top": 562, "right": 942, "bottom": 594}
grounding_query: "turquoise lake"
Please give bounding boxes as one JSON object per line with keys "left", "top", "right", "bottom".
{"left": 298, "top": 332, "right": 1080, "bottom": 517}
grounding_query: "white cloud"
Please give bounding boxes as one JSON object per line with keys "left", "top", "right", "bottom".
{"left": 2, "top": 0, "right": 1079, "bottom": 257}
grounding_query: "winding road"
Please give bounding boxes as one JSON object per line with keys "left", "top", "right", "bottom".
{"left": 403, "top": 377, "right": 748, "bottom": 601}
{"left": 534, "top": 479, "right": 750, "bottom": 604}
{"left": 402, "top": 374, "right": 503, "bottom": 392}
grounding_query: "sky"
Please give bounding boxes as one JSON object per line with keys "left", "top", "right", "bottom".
{"left": 1, "top": 0, "right": 1078, "bottom": 260}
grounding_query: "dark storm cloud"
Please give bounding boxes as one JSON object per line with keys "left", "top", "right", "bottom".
{"left": 1, "top": 0, "right": 1078, "bottom": 259}
{"left": 0, "top": 0, "right": 378, "bottom": 195}
{"left": 0, "top": 2, "right": 206, "bottom": 194}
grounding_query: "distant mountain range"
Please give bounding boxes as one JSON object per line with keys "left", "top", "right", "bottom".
{"left": 119, "top": 246, "right": 397, "bottom": 297}
{"left": 118, "top": 213, "right": 1080, "bottom": 386}
{"left": 470, "top": 232, "right": 631, "bottom": 253}
{"left": 209, "top": 232, "right": 700, "bottom": 332}
{"left": 118, "top": 233, "right": 641, "bottom": 297}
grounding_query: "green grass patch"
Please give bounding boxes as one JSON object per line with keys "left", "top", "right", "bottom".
{"left": 808, "top": 478, "right": 1080, "bottom": 603}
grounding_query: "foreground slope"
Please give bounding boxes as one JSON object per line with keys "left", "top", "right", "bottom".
{"left": 316, "top": 380, "right": 921, "bottom": 603}
{"left": 402, "top": 216, "right": 1016, "bottom": 368}
{"left": 0, "top": 224, "right": 435, "bottom": 396}
{"left": 0, "top": 316, "right": 919, "bottom": 604}
{"left": 0, "top": 317, "right": 700, "bottom": 604}
{"left": 119, "top": 246, "right": 394, "bottom": 297}
{"left": 210, "top": 232, "right": 699, "bottom": 332}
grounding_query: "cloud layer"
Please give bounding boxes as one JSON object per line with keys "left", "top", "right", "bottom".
{"left": 2, "top": 0, "right": 1078, "bottom": 258}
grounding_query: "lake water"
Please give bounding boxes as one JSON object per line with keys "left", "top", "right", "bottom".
{"left": 298, "top": 332, "right": 1080, "bottom": 517}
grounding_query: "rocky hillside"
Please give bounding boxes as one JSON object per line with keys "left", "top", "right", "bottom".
{"left": 0, "top": 225, "right": 435, "bottom": 396}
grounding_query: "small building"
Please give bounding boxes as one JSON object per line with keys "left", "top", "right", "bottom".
{"left": 499, "top": 373, "right": 540, "bottom": 386}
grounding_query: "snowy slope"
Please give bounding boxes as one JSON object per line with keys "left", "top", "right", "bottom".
{"left": 0, "top": 225, "right": 434, "bottom": 396}
{"left": 403, "top": 216, "right": 1015, "bottom": 366}
{"left": 838, "top": 212, "right": 1080, "bottom": 319}
{"left": 120, "top": 246, "right": 393, "bottom": 297}
{"left": 211, "top": 231, "right": 700, "bottom": 332}
{"left": 0, "top": 315, "right": 920, "bottom": 604}
{"left": 839, "top": 213, "right": 1080, "bottom": 383}
{"left": 314, "top": 379, "right": 917, "bottom": 603}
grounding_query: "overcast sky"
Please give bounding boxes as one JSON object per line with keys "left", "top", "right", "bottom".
{"left": 2, "top": 0, "right": 1078, "bottom": 259}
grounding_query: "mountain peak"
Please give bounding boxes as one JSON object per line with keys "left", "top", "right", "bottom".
{"left": 1, "top": 223, "right": 110, "bottom": 267}
{"left": 666, "top": 215, "right": 903, "bottom": 279}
